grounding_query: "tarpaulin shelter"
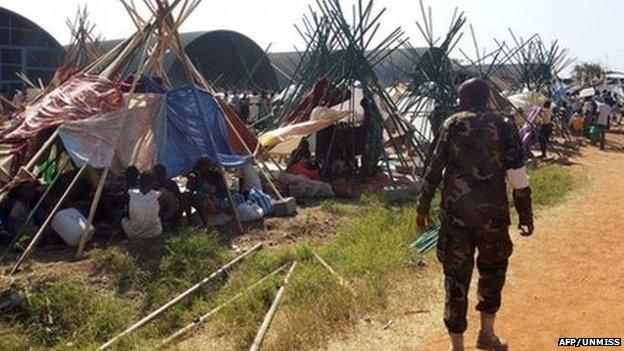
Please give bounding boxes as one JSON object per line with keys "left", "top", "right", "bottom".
{"left": 161, "top": 86, "right": 250, "bottom": 177}
{"left": 57, "top": 85, "right": 252, "bottom": 178}
{"left": 3, "top": 0, "right": 281, "bottom": 274}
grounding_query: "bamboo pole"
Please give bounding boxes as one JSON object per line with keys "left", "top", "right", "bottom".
{"left": 313, "top": 251, "right": 355, "bottom": 295}
{"left": 99, "top": 243, "right": 263, "bottom": 350}
{"left": 0, "top": 158, "right": 68, "bottom": 263}
{"left": 248, "top": 261, "right": 297, "bottom": 351}
{"left": 9, "top": 164, "right": 88, "bottom": 275}
{"left": 75, "top": 168, "right": 109, "bottom": 258}
{"left": 24, "top": 130, "right": 60, "bottom": 172}
{"left": 159, "top": 263, "right": 290, "bottom": 348}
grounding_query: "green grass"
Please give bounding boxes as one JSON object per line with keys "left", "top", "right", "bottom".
{"left": 0, "top": 164, "right": 580, "bottom": 351}
{"left": 527, "top": 164, "right": 580, "bottom": 207}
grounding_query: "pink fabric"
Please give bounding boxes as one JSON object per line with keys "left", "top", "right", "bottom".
{"left": 0, "top": 74, "right": 123, "bottom": 184}
{"left": 5, "top": 74, "right": 122, "bottom": 141}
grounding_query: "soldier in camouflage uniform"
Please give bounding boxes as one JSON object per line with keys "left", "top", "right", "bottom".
{"left": 417, "top": 78, "right": 534, "bottom": 351}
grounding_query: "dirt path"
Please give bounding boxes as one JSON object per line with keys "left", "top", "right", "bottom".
{"left": 327, "top": 134, "right": 624, "bottom": 351}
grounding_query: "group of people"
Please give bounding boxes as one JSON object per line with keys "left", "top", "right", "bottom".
{"left": 0, "top": 155, "right": 268, "bottom": 247}
{"left": 536, "top": 89, "right": 620, "bottom": 156}
{"left": 220, "top": 90, "right": 280, "bottom": 125}
{"left": 113, "top": 157, "right": 248, "bottom": 239}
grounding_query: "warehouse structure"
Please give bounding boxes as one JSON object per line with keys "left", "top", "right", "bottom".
{"left": 0, "top": 7, "right": 65, "bottom": 96}
{"left": 101, "top": 30, "right": 279, "bottom": 91}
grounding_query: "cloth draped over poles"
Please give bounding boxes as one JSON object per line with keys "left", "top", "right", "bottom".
{"left": 259, "top": 106, "right": 348, "bottom": 155}
{"left": 0, "top": 74, "right": 123, "bottom": 183}
{"left": 55, "top": 82, "right": 256, "bottom": 178}
{"left": 160, "top": 86, "right": 251, "bottom": 178}
{"left": 217, "top": 98, "right": 263, "bottom": 158}
{"left": 58, "top": 94, "right": 164, "bottom": 173}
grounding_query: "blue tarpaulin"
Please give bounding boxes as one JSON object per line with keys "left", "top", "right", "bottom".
{"left": 159, "top": 86, "right": 250, "bottom": 177}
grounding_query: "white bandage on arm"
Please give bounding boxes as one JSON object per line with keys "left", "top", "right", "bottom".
{"left": 507, "top": 166, "right": 529, "bottom": 189}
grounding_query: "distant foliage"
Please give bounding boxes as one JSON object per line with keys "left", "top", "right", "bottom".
{"left": 573, "top": 62, "right": 605, "bottom": 84}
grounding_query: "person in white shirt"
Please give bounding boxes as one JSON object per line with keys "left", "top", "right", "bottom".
{"left": 595, "top": 101, "right": 613, "bottom": 150}
{"left": 121, "top": 171, "right": 162, "bottom": 239}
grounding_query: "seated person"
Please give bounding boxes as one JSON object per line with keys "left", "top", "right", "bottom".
{"left": 98, "top": 166, "right": 139, "bottom": 230}
{"left": 186, "top": 156, "right": 228, "bottom": 227}
{"left": 121, "top": 171, "right": 162, "bottom": 239}
{"left": 152, "top": 164, "right": 182, "bottom": 230}
{"left": 287, "top": 140, "right": 320, "bottom": 180}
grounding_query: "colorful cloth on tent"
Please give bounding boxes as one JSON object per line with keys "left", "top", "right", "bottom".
{"left": 281, "top": 77, "right": 350, "bottom": 126}
{"left": 519, "top": 106, "right": 541, "bottom": 152}
{"left": 58, "top": 94, "right": 164, "bottom": 173}
{"left": 5, "top": 74, "right": 122, "bottom": 141}
{"left": 0, "top": 74, "right": 122, "bottom": 183}
{"left": 159, "top": 86, "right": 250, "bottom": 178}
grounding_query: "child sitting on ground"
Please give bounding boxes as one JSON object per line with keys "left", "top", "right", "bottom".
{"left": 121, "top": 171, "right": 162, "bottom": 239}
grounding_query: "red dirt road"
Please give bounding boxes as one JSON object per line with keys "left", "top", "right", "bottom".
{"left": 426, "top": 136, "right": 624, "bottom": 350}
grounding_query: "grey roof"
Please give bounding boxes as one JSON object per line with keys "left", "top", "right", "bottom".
{"left": 268, "top": 47, "right": 427, "bottom": 88}
{"left": 100, "top": 30, "right": 279, "bottom": 91}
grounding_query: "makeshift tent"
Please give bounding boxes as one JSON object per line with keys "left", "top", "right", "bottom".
{"left": 267, "top": 0, "right": 424, "bottom": 186}
{"left": 2, "top": 0, "right": 283, "bottom": 273}
{"left": 162, "top": 86, "right": 250, "bottom": 176}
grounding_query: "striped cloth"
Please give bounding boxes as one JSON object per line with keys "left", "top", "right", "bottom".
{"left": 248, "top": 187, "right": 275, "bottom": 215}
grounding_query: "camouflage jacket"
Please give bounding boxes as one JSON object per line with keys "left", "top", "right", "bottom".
{"left": 417, "top": 110, "right": 525, "bottom": 230}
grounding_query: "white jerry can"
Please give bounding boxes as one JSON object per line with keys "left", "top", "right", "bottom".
{"left": 51, "top": 208, "right": 94, "bottom": 247}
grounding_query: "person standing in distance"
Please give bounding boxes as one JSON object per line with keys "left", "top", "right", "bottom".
{"left": 416, "top": 78, "right": 534, "bottom": 351}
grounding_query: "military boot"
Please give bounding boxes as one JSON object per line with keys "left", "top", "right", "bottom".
{"left": 476, "top": 313, "right": 508, "bottom": 350}
{"left": 476, "top": 331, "right": 508, "bottom": 351}
{"left": 448, "top": 333, "right": 464, "bottom": 351}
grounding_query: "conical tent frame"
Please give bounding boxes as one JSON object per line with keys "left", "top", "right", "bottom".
{"left": 272, "top": 0, "right": 423, "bottom": 185}
{"left": 4, "top": 0, "right": 283, "bottom": 271}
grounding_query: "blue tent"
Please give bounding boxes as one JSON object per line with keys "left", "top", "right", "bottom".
{"left": 158, "top": 85, "right": 250, "bottom": 177}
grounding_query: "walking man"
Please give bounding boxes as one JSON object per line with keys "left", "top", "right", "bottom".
{"left": 416, "top": 78, "right": 534, "bottom": 351}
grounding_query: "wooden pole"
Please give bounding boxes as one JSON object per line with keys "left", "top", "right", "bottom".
{"left": 0, "top": 158, "right": 68, "bottom": 263}
{"left": 75, "top": 168, "right": 109, "bottom": 258}
{"left": 159, "top": 263, "right": 290, "bottom": 348}
{"left": 248, "top": 261, "right": 297, "bottom": 351}
{"left": 313, "top": 252, "right": 355, "bottom": 295}
{"left": 24, "top": 130, "right": 59, "bottom": 172}
{"left": 99, "top": 243, "right": 263, "bottom": 350}
{"left": 9, "top": 164, "right": 88, "bottom": 275}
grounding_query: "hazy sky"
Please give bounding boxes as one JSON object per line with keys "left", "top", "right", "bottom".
{"left": 1, "top": 0, "right": 621, "bottom": 73}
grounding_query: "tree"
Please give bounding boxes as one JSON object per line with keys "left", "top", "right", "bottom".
{"left": 572, "top": 63, "right": 605, "bottom": 84}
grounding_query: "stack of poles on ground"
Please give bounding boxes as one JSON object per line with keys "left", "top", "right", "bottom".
{"left": 97, "top": 243, "right": 355, "bottom": 350}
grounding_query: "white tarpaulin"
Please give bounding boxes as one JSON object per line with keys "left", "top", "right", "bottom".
{"left": 58, "top": 94, "right": 165, "bottom": 173}
{"left": 259, "top": 106, "right": 347, "bottom": 155}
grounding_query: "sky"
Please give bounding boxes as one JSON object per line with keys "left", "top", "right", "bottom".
{"left": 1, "top": 0, "right": 622, "bottom": 75}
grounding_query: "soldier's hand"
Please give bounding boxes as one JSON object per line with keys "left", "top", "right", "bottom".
{"left": 416, "top": 212, "right": 431, "bottom": 229}
{"left": 518, "top": 223, "right": 534, "bottom": 236}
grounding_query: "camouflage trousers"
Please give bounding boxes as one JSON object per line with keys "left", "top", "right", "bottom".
{"left": 436, "top": 223, "right": 513, "bottom": 333}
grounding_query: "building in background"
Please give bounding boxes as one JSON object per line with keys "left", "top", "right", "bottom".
{"left": 0, "top": 7, "right": 65, "bottom": 96}
{"left": 101, "top": 30, "right": 279, "bottom": 92}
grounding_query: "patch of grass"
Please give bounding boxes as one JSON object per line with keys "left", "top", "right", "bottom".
{"left": 321, "top": 200, "right": 361, "bottom": 215}
{"left": 4, "top": 278, "right": 139, "bottom": 350}
{"left": 527, "top": 164, "right": 580, "bottom": 207}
